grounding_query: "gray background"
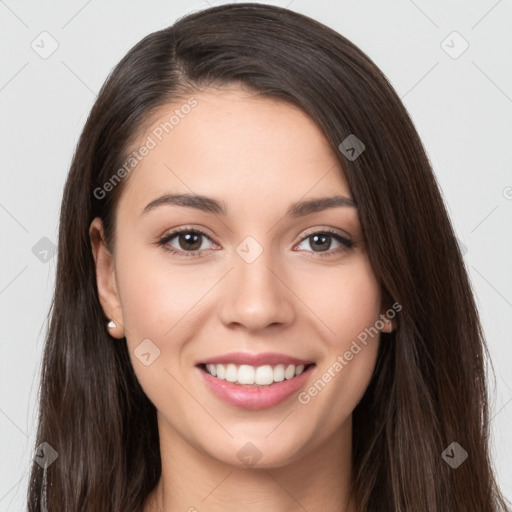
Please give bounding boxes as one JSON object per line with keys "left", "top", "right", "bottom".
{"left": 1, "top": 0, "right": 511, "bottom": 509}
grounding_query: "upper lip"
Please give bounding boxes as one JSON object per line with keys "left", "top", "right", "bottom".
{"left": 196, "top": 352, "right": 315, "bottom": 367}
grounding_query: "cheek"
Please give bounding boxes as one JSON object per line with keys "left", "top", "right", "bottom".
{"left": 113, "top": 241, "right": 208, "bottom": 341}
{"left": 293, "top": 255, "right": 382, "bottom": 345}
{"left": 293, "top": 257, "right": 382, "bottom": 415}
{"left": 113, "top": 246, "right": 202, "bottom": 398}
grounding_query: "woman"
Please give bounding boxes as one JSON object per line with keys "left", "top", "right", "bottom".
{"left": 27, "top": 3, "right": 509, "bottom": 511}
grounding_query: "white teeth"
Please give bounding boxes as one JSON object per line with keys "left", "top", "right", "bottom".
{"left": 206, "top": 364, "right": 217, "bottom": 377}
{"left": 204, "top": 362, "right": 310, "bottom": 385}
{"left": 255, "top": 365, "right": 274, "bottom": 385}
{"left": 284, "top": 364, "right": 295, "bottom": 380}
{"left": 225, "top": 364, "right": 238, "bottom": 382}
{"left": 273, "top": 364, "right": 285, "bottom": 382}
{"left": 238, "top": 364, "right": 255, "bottom": 385}
{"left": 216, "top": 364, "right": 226, "bottom": 379}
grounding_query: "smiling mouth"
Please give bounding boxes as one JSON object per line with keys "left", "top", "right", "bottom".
{"left": 198, "top": 362, "right": 316, "bottom": 387}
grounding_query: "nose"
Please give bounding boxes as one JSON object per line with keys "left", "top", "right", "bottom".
{"left": 218, "top": 246, "right": 295, "bottom": 332}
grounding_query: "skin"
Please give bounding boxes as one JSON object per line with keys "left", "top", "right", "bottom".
{"left": 89, "top": 85, "right": 395, "bottom": 512}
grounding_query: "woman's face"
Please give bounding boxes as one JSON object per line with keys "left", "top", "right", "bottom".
{"left": 91, "top": 86, "right": 393, "bottom": 468}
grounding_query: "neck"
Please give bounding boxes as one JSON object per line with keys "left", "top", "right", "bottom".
{"left": 144, "top": 414, "right": 356, "bottom": 512}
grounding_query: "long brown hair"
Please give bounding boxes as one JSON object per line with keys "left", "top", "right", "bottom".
{"left": 27, "top": 3, "right": 509, "bottom": 511}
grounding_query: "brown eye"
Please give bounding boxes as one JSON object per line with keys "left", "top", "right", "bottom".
{"left": 176, "top": 231, "right": 203, "bottom": 251}
{"left": 295, "top": 229, "right": 354, "bottom": 258}
{"left": 157, "top": 228, "right": 217, "bottom": 257}
{"left": 307, "top": 233, "right": 334, "bottom": 252}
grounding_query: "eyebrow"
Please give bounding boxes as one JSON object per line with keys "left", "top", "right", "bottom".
{"left": 141, "top": 193, "right": 356, "bottom": 217}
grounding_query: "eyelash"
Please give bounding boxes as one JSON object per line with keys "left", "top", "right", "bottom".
{"left": 156, "top": 226, "right": 355, "bottom": 259}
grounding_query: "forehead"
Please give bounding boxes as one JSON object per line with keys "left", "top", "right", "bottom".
{"left": 117, "top": 86, "right": 351, "bottom": 216}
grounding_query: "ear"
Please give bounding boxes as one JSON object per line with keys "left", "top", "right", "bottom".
{"left": 379, "top": 293, "right": 398, "bottom": 333}
{"left": 379, "top": 309, "right": 396, "bottom": 333}
{"left": 89, "top": 217, "right": 125, "bottom": 338}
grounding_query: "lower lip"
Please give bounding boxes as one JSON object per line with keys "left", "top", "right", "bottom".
{"left": 197, "top": 364, "right": 315, "bottom": 410}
